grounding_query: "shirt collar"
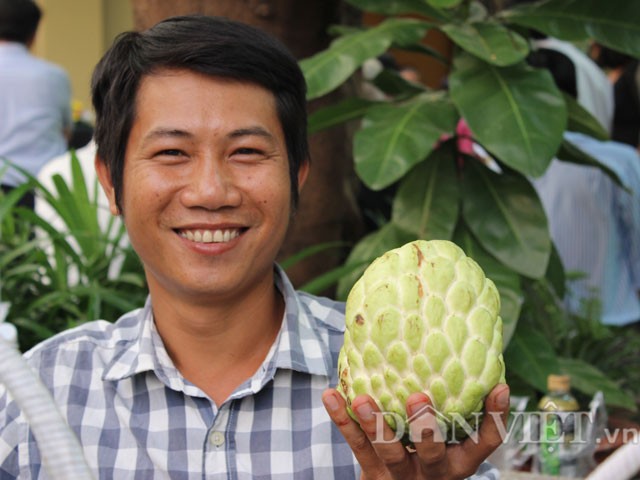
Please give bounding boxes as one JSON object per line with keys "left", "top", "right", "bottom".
{"left": 0, "top": 42, "right": 29, "bottom": 55}
{"left": 267, "top": 265, "right": 334, "bottom": 377}
{"left": 102, "top": 296, "right": 166, "bottom": 382}
{"left": 102, "top": 266, "right": 335, "bottom": 388}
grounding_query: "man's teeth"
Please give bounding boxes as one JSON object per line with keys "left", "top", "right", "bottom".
{"left": 179, "top": 229, "right": 240, "bottom": 243}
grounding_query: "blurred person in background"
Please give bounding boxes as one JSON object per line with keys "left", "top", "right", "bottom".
{"left": 505, "top": 0, "right": 615, "bottom": 134}
{"left": 530, "top": 44, "right": 640, "bottom": 328}
{"left": 0, "top": 0, "right": 72, "bottom": 209}
{"left": 592, "top": 43, "right": 640, "bottom": 151}
{"left": 531, "top": 36, "right": 614, "bottom": 134}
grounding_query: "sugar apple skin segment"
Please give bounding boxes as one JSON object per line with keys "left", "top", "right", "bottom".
{"left": 337, "top": 239, "right": 506, "bottom": 443}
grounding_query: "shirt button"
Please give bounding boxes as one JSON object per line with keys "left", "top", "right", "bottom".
{"left": 209, "top": 431, "right": 225, "bottom": 447}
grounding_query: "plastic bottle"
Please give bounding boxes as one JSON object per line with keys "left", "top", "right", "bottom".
{"left": 537, "top": 374, "right": 581, "bottom": 476}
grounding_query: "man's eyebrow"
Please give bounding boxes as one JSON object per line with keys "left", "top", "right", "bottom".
{"left": 141, "top": 128, "right": 192, "bottom": 146}
{"left": 228, "top": 126, "right": 275, "bottom": 141}
{"left": 140, "top": 126, "right": 277, "bottom": 146}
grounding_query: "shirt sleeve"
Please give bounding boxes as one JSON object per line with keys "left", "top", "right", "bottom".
{"left": 617, "top": 166, "right": 640, "bottom": 290}
{"left": 59, "top": 71, "right": 73, "bottom": 131}
{"left": 48, "top": 64, "right": 73, "bottom": 131}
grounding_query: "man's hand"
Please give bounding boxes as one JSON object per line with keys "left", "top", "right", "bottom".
{"left": 322, "top": 384, "right": 509, "bottom": 480}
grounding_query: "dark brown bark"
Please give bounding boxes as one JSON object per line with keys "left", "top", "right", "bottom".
{"left": 129, "top": 0, "right": 363, "bottom": 292}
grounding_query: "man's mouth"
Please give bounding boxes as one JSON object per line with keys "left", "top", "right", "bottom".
{"left": 178, "top": 228, "right": 242, "bottom": 244}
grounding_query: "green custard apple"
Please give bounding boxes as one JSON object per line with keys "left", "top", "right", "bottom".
{"left": 337, "top": 239, "right": 505, "bottom": 443}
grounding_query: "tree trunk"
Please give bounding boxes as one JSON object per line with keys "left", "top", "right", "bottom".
{"left": 129, "top": 0, "right": 363, "bottom": 292}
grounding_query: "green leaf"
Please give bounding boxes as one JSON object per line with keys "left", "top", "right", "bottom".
{"left": 335, "top": 222, "right": 415, "bottom": 300}
{"left": 354, "top": 93, "right": 457, "bottom": 189}
{"left": 441, "top": 21, "right": 529, "bottom": 66}
{"left": 299, "top": 260, "right": 371, "bottom": 296}
{"left": 0, "top": 238, "right": 43, "bottom": 269}
{"left": 26, "top": 290, "right": 76, "bottom": 314}
{"left": 51, "top": 174, "right": 102, "bottom": 260}
{"left": 3, "top": 264, "right": 42, "bottom": 278}
{"left": 69, "top": 151, "right": 102, "bottom": 235}
{"left": 300, "top": 18, "right": 431, "bottom": 99}
{"left": 371, "top": 69, "right": 427, "bottom": 97}
{"left": 328, "top": 25, "right": 365, "bottom": 37}
{"left": 0, "top": 182, "right": 33, "bottom": 222}
{"left": 558, "top": 357, "right": 637, "bottom": 411}
{"left": 80, "top": 285, "right": 143, "bottom": 313}
{"left": 504, "top": 325, "right": 560, "bottom": 392}
{"left": 109, "top": 272, "right": 146, "bottom": 288}
{"left": 450, "top": 54, "right": 566, "bottom": 177}
{"left": 398, "top": 42, "right": 449, "bottom": 65}
{"left": 462, "top": 161, "right": 551, "bottom": 278}
{"left": 308, "top": 98, "right": 380, "bottom": 135}
{"left": 345, "top": 0, "right": 450, "bottom": 20}
{"left": 16, "top": 207, "right": 84, "bottom": 264}
{"left": 70, "top": 151, "right": 91, "bottom": 209}
{"left": 454, "top": 225, "right": 523, "bottom": 347}
{"left": 545, "top": 243, "right": 566, "bottom": 300}
{"left": 12, "top": 318, "right": 56, "bottom": 342}
{"left": 564, "top": 93, "right": 609, "bottom": 141}
{"left": 500, "top": 0, "right": 640, "bottom": 58}
{"left": 428, "top": 0, "right": 461, "bottom": 7}
{"left": 467, "top": 1, "right": 489, "bottom": 22}
{"left": 279, "top": 241, "right": 350, "bottom": 270}
{"left": 392, "top": 146, "right": 460, "bottom": 240}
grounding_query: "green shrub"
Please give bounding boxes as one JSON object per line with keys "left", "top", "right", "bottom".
{"left": 0, "top": 153, "right": 147, "bottom": 352}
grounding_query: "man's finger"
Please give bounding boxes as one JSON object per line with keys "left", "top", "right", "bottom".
{"left": 322, "top": 389, "right": 387, "bottom": 474}
{"left": 458, "top": 384, "right": 510, "bottom": 467}
{"left": 407, "top": 392, "right": 449, "bottom": 478}
{"left": 349, "top": 394, "right": 414, "bottom": 479}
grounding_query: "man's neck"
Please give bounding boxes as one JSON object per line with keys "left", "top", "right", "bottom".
{"left": 0, "top": 40, "right": 31, "bottom": 54}
{"left": 148, "top": 275, "right": 285, "bottom": 405}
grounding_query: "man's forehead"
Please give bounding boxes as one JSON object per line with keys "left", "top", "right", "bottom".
{"left": 129, "top": 71, "right": 284, "bottom": 148}
{"left": 139, "top": 67, "right": 273, "bottom": 94}
{"left": 133, "top": 67, "right": 279, "bottom": 118}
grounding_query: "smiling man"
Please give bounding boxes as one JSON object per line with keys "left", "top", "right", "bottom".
{"left": 0, "top": 15, "right": 508, "bottom": 479}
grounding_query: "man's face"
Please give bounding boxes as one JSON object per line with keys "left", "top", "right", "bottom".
{"left": 98, "top": 69, "right": 308, "bottom": 305}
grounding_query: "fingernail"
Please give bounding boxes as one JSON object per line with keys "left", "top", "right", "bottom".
{"left": 323, "top": 393, "right": 340, "bottom": 412}
{"left": 355, "top": 401, "right": 374, "bottom": 421}
{"left": 496, "top": 385, "right": 510, "bottom": 409}
{"left": 407, "top": 399, "right": 428, "bottom": 418}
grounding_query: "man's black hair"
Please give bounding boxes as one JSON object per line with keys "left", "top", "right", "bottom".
{"left": 0, "top": 0, "right": 41, "bottom": 44}
{"left": 527, "top": 48, "right": 578, "bottom": 99}
{"left": 91, "top": 15, "right": 309, "bottom": 213}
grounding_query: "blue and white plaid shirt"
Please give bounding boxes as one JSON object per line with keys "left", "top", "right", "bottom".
{"left": 0, "top": 268, "right": 500, "bottom": 479}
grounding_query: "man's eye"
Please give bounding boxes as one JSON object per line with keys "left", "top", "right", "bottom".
{"left": 234, "top": 148, "right": 262, "bottom": 155}
{"left": 158, "top": 149, "right": 184, "bottom": 156}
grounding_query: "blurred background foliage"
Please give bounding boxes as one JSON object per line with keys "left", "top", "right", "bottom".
{"left": 296, "top": 0, "right": 640, "bottom": 414}
{"left": 0, "top": 154, "right": 147, "bottom": 351}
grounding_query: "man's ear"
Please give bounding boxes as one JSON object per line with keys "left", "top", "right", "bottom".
{"left": 95, "top": 156, "right": 119, "bottom": 216}
{"left": 297, "top": 159, "right": 310, "bottom": 192}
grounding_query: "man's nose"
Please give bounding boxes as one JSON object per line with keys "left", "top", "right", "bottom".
{"left": 179, "top": 157, "right": 242, "bottom": 210}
